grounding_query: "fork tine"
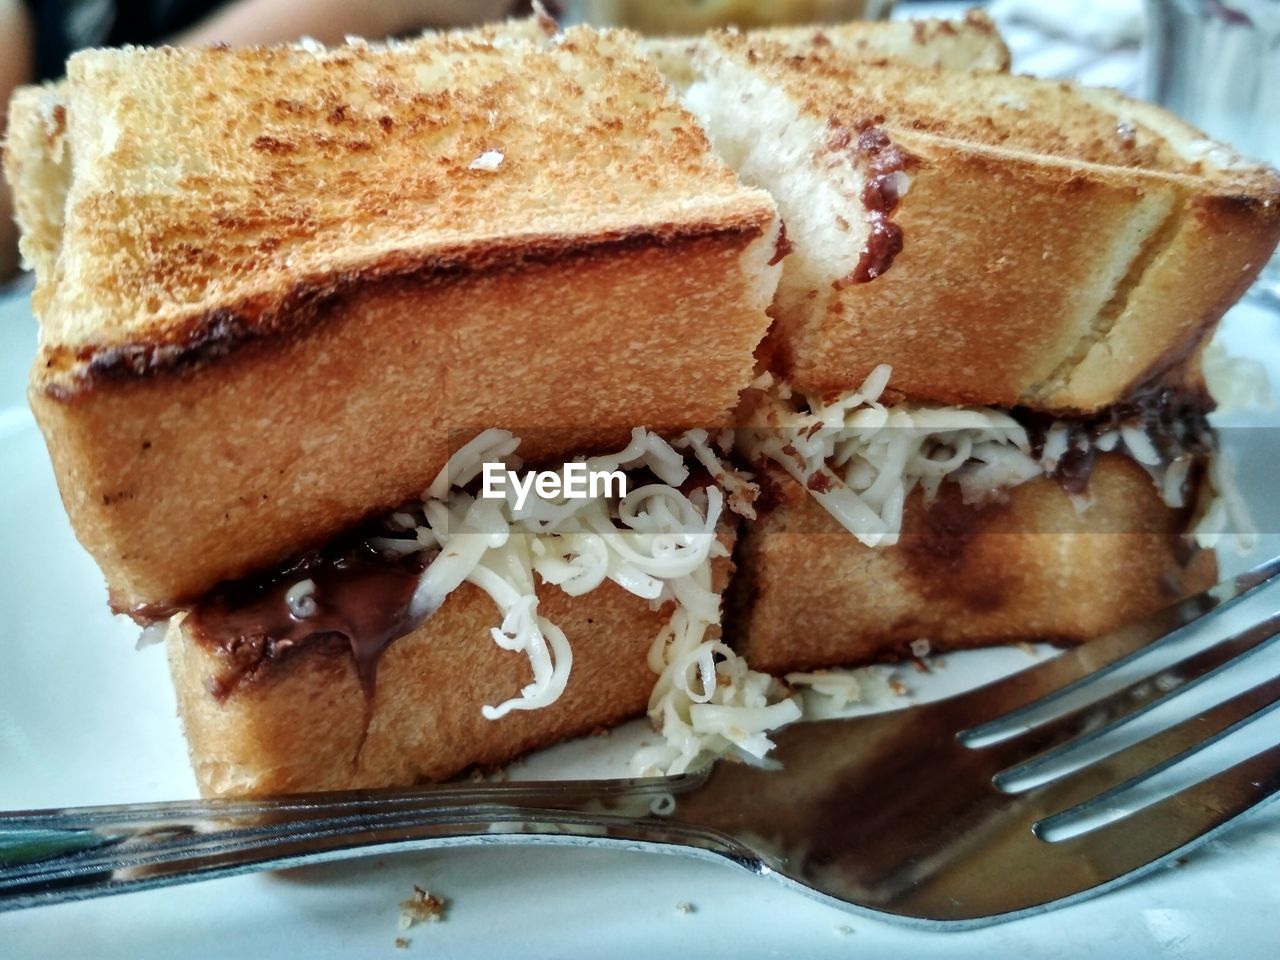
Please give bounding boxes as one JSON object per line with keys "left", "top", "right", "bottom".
{"left": 1020, "top": 672, "right": 1280, "bottom": 821}
{"left": 1027, "top": 741, "right": 1280, "bottom": 895}
{"left": 990, "top": 615, "right": 1280, "bottom": 791}
{"left": 977, "top": 742, "right": 1280, "bottom": 922}
{"left": 956, "top": 555, "right": 1280, "bottom": 741}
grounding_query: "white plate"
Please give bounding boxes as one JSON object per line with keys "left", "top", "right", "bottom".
{"left": 2, "top": 286, "right": 1279, "bottom": 958}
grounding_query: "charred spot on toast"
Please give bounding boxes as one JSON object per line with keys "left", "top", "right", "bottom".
{"left": 768, "top": 221, "right": 793, "bottom": 265}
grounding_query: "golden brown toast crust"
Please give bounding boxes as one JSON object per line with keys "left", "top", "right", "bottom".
{"left": 11, "top": 27, "right": 780, "bottom": 608}
{"left": 780, "top": 144, "right": 1280, "bottom": 410}
{"left": 3, "top": 85, "right": 70, "bottom": 301}
{"left": 33, "top": 228, "right": 774, "bottom": 610}
{"left": 730, "top": 457, "right": 1217, "bottom": 674}
{"left": 37, "top": 221, "right": 767, "bottom": 391}
{"left": 19, "top": 27, "right": 776, "bottom": 392}
{"left": 699, "top": 34, "right": 1280, "bottom": 412}
{"left": 759, "top": 9, "right": 1010, "bottom": 72}
{"left": 645, "top": 9, "right": 1010, "bottom": 89}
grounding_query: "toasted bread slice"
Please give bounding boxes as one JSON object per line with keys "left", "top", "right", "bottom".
{"left": 646, "top": 9, "right": 1009, "bottom": 91}
{"left": 168, "top": 539, "right": 735, "bottom": 797}
{"left": 168, "top": 577, "right": 658, "bottom": 796}
{"left": 684, "top": 33, "right": 1280, "bottom": 412}
{"left": 731, "top": 457, "right": 1216, "bottom": 674}
{"left": 7, "top": 27, "right": 780, "bottom": 610}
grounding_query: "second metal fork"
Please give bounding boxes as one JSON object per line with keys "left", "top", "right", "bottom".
{"left": 3, "top": 556, "right": 1279, "bottom": 925}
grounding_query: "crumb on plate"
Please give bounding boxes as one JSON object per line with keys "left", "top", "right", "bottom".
{"left": 676, "top": 901, "right": 695, "bottom": 914}
{"left": 399, "top": 885, "right": 448, "bottom": 929}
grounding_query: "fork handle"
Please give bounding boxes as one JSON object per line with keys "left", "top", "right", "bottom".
{"left": 0, "top": 776, "right": 747, "bottom": 911}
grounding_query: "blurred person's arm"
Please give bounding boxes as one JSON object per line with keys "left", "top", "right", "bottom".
{"left": 176, "top": 0, "right": 517, "bottom": 46}
{"left": 0, "top": 0, "right": 35, "bottom": 281}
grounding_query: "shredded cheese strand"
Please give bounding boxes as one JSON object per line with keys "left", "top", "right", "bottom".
{"left": 408, "top": 428, "right": 803, "bottom": 755}
{"left": 742, "top": 363, "right": 1240, "bottom": 544}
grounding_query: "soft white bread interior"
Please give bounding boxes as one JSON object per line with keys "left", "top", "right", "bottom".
{"left": 645, "top": 8, "right": 1009, "bottom": 91}
{"left": 6, "top": 27, "right": 780, "bottom": 609}
{"left": 731, "top": 457, "right": 1217, "bottom": 674}
{"left": 684, "top": 32, "right": 1280, "bottom": 411}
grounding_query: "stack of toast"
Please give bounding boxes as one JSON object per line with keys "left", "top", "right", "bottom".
{"left": 6, "top": 11, "right": 1278, "bottom": 795}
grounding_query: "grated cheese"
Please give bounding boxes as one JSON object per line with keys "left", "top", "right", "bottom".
{"left": 1203, "top": 341, "right": 1272, "bottom": 413}
{"left": 741, "top": 365, "right": 1043, "bottom": 545}
{"left": 1192, "top": 451, "right": 1256, "bottom": 551}
{"left": 785, "top": 669, "right": 863, "bottom": 710}
{"left": 398, "top": 427, "right": 799, "bottom": 769}
{"left": 285, "top": 578, "right": 318, "bottom": 619}
{"left": 742, "top": 364, "right": 1240, "bottom": 541}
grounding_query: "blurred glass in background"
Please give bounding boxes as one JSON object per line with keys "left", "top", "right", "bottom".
{"left": 565, "top": 0, "right": 894, "bottom": 33}
{"left": 1145, "top": 0, "right": 1280, "bottom": 298}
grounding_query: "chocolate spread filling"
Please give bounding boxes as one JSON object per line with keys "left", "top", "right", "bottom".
{"left": 1018, "top": 384, "right": 1213, "bottom": 496}
{"left": 184, "top": 539, "right": 431, "bottom": 701}
{"left": 828, "top": 119, "right": 907, "bottom": 287}
{"left": 768, "top": 221, "right": 794, "bottom": 266}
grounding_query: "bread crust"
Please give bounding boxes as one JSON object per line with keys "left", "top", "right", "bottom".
{"left": 645, "top": 9, "right": 1010, "bottom": 90}
{"left": 3, "top": 85, "right": 70, "bottom": 299}
{"left": 33, "top": 228, "right": 775, "bottom": 610}
{"left": 730, "top": 457, "right": 1217, "bottom": 674}
{"left": 36, "top": 220, "right": 772, "bottom": 391}
{"left": 168, "top": 577, "right": 662, "bottom": 797}
{"left": 753, "top": 9, "right": 1010, "bottom": 72}
{"left": 777, "top": 140, "right": 1280, "bottom": 410}
{"left": 23, "top": 29, "right": 776, "bottom": 376}
{"left": 700, "top": 36, "right": 1280, "bottom": 412}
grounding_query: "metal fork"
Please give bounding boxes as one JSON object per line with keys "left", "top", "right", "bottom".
{"left": 3, "top": 557, "right": 1279, "bottom": 926}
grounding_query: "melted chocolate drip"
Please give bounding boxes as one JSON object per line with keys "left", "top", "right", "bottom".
{"left": 1017, "top": 384, "right": 1213, "bottom": 495}
{"left": 829, "top": 120, "right": 908, "bottom": 287}
{"left": 185, "top": 540, "right": 431, "bottom": 701}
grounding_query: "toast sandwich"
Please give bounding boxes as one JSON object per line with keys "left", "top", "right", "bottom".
{"left": 6, "top": 14, "right": 1275, "bottom": 796}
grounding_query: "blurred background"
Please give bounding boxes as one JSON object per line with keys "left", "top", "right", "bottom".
{"left": 1, "top": 0, "right": 1277, "bottom": 292}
